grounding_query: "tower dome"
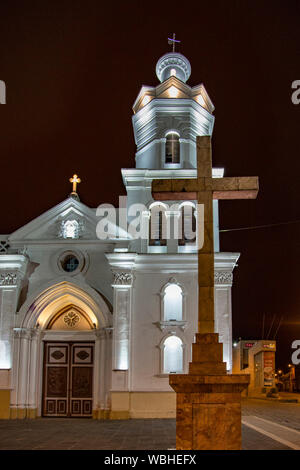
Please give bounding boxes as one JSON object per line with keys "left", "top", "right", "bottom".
{"left": 155, "top": 52, "right": 191, "bottom": 83}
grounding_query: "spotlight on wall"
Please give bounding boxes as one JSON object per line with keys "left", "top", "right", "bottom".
{"left": 142, "top": 95, "right": 151, "bottom": 106}
{"left": 168, "top": 86, "right": 179, "bottom": 98}
{"left": 196, "top": 95, "right": 206, "bottom": 107}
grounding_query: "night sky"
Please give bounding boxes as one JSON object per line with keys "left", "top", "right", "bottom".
{"left": 0, "top": 1, "right": 299, "bottom": 370}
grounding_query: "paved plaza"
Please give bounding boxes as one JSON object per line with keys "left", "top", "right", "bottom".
{"left": 0, "top": 397, "right": 299, "bottom": 450}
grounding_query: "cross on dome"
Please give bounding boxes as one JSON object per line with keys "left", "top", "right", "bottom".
{"left": 156, "top": 36, "right": 191, "bottom": 83}
{"left": 168, "top": 33, "right": 181, "bottom": 53}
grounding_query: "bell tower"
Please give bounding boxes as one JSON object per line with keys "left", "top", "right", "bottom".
{"left": 122, "top": 41, "right": 222, "bottom": 254}
{"left": 132, "top": 48, "right": 215, "bottom": 170}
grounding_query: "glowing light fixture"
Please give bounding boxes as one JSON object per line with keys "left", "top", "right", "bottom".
{"left": 196, "top": 95, "right": 206, "bottom": 107}
{"left": 142, "top": 95, "right": 151, "bottom": 106}
{"left": 168, "top": 86, "right": 179, "bottom": 98}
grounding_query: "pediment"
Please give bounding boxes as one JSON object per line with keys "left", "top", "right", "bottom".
{"left": 132, "top": 77, "right": 214, "bottom": 115}
{"left": 9, "top": 197, "right": 130, "bottom": 242}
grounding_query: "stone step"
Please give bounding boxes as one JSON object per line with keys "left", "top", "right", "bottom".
{"left": 194, "top": 333, "right": 219, "bottom": 344}
{"left": 192, "top": 342, "right": 223, "bottom": 363}
{"left": 189, "top": 361, "right": 227, "bottom": 375}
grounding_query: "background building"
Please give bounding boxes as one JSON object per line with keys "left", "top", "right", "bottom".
{"left": 232, "top": 340, "right": 276, "bottom": 395}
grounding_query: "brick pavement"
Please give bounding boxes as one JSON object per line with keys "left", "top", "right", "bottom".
{"left": 0, "top": 398, "right": 298, "bottom": 450}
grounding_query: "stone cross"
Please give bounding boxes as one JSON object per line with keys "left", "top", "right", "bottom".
{"left": 152, "top": 135, "right": 258, "bottom": 450}
{"left": 168, "top": 33, "right": 181, "bottom": 53}
{"left": 69, "top": 174, "right": 81, "bottom": 193}
{"left": 152, "top": 136, "right": 258, "bottom": 334}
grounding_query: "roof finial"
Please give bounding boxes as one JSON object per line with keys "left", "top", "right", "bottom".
{"left": 69, "top": 174, "right": 81, "bottom": 200}
{"left": 168, "top": 33, "right": 180, "bottom": 53}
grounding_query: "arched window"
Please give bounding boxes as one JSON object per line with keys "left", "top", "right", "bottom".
{"left": 163, "top": 284, "right": 183, "bottom": 321}
{"left": 165, "top": 132, "right": 180, "bottom": 164}
{"left": 149, "top": 203, "right": 167, "bottom": 246}
{"left": 179, "top": 204, "right": 196, "bottom": 245}
{"left": 163, "top": 336, "right": 183, "bottom": 373}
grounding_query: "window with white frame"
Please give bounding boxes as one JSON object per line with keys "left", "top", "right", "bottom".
{"left": 179, "top": 203, "right": 196, "bottom": 245}
{"left": 163, "top": 336, "right": 183, "bottom": 373}
{"left": 165, "top": 132, "right": 180, "bottom": 164}
{"left": 163, "top": 283, "right": 183, "bottom": 321}
{"left": 149, "top": 203, "right": 167, "bottom": 246}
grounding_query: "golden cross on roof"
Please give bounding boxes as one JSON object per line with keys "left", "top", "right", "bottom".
{"left": 69, "top": 174, "right": 81, "bottom": 193}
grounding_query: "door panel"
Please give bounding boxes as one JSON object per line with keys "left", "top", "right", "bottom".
{"left": 43, "top": 342, "right": 94, "bottom": 417}
{"left": 70, "top": 344, "right": 93, "bottom": 415}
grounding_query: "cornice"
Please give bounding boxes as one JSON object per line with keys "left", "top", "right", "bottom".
{"left": 131, "top": 252, "right": 240, "bottom": 273}
{"left": 121, "top": 168, "right": 224, "bottom": 188}
{"left": 0, "top": 254, "right": 28, "bottom": 275}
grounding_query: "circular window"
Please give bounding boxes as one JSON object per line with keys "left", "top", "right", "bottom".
{"left": 56, "top": 250, "right": 88, "bottom": 276}
{"left": 61, "top": 254, "right": 79, "bottom": 272}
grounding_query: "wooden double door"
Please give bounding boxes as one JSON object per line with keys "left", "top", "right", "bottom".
{"left": 43, "top": 342, "right": 94, "bottom": 417}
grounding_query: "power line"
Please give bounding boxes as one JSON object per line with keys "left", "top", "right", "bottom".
{"left": 220, "top": 219, "right": 300, "bottom": 233}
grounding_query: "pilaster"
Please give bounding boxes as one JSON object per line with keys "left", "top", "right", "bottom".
{"left": 0, "top": 255, "right": 28, "bottom": 370}
{"left": 111, "top": 272, "right": 133, "bottom": 373}
{"left": 214, "top": 270, "right": 234, "bottom": 370}
{"left": 10, "top": 327, "right": 35, "bottom": 419}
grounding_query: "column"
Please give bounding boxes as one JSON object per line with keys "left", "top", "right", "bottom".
{"left": 27, "top": 329, "right": 40, "bottom": 418}
{"left": 111, "top": 272, "right": 133, "bottom": 372}
{"left": 0, "top": 255, "right": 28, "bottom": 419}
{"left": 93, "top": 328, "right": 112, "bottom": 419}
{"left": 165, "top": 210, "right": 181, "bottom": 254}
{"left": 214, "top": 271, "right": 234, "bottom": 371}
{"left": 141, "top": 211, "right": 150, "bottom": 253}
{"left": 104, "top": 327, "right": 113, "bottom": 413}
{"left": 12, "top": 328, "right": 32, "bottom": 418}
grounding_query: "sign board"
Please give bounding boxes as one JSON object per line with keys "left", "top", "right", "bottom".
{"left": 264, "top": 351, "right": 275, "bottom": 387}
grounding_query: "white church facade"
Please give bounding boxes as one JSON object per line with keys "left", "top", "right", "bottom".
{"left": 0, "top": 50, "right": 239, "bottom": 419}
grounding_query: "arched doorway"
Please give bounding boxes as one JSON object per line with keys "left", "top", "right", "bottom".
{"left": 10, "top": 281, "right": 113, "bottom": 419}
{"left": 43, "top": 305, "right": 95, "bottom": 417}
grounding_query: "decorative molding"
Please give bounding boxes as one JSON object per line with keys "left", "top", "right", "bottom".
{"left": 153, "top": 320, "right": 187, "bottom": 332}
{"left": 112, "top": 272, "right": 133, "bottom": 286}
{"left": 214, "top": 271, "right": 233, "bottom": 285}
{"left": 63, "top": 310, "right": 81, "bottom": 328}
{"left": 0, "top": 272, "right": 18, "bottom": 286}
{"left": 104, "top": 327, "right": 113, "bottom": 339}
{"left": 56, "top": 215, "right": 85, "bottom": 239}
{"left": 160, "top": 277, "right": 186, "bottom": 297}
{"left": 13, "top": 328, "right": 35, "bottom": 340}
{"left": 0, "top": 240, "right": 10, "bottom": 253}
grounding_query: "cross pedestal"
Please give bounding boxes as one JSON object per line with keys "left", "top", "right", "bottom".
{"left": 152, "top": 136, "right": 259, "bottom": 450}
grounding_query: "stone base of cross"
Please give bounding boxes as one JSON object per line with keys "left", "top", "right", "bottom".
{"left": 152, "top": 136, "right": 258, "bottom": 450}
